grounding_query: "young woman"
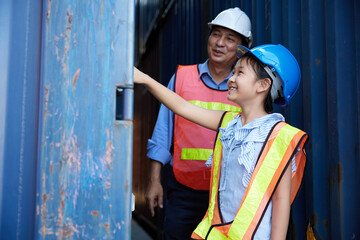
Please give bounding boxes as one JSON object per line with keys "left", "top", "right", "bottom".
{"left": 134, "top": 44, "right": 308, "bottom": 240}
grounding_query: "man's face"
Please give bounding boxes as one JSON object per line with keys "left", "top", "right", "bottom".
{"left": 207, "top": 26, "right": 243, "bottom": 67}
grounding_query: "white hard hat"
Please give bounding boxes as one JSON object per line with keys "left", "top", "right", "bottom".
{"left": 208, "top": 7, "right": 253, "bottom": 47}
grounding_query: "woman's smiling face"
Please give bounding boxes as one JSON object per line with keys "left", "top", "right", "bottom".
{"left": 227, "top": 58, "right": 259, "bottom": 105}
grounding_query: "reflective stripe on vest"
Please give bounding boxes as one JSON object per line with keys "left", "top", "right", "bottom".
{"left": 188, "top": 100, "right": 241, "bottom": 112}
{"left": 173, "top": 65, "right": 241, "bottom": 190}
{"left": 181, "top": 101, "right": 240, "bottom": 162}
{"left": 192, "top": 111, "right": 308, "bottom": 239}
{"left": 192, "top": 112, "right": 239, "bottom": 239}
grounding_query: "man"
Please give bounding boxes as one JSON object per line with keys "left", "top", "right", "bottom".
{"left": 145, "top": 7, "right": 253, "bottom": 240}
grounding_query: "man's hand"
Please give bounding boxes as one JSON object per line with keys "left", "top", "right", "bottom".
{"left": 145, "top": 160, "right": 163, "bottom": 217}
{"left": 145, "top": 178, "right": 163, "bottom": 217}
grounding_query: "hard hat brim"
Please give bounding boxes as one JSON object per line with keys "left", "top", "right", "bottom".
{"left": 235, "top": 45, "right": 251, "bottom": 59}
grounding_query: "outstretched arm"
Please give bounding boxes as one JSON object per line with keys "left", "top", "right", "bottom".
{"left": 134, "top": 67, "right": 224, "bottom": 131}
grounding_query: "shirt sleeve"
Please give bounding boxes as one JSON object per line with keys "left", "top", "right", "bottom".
{"left": 146, "top": 74, "right": 175, "bottom": 165}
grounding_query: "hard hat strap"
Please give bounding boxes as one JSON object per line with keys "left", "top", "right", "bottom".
{"left": 263, "top": 65, "right": 284, "bottom": 102}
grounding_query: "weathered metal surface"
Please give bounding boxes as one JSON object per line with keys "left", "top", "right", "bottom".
{"left": 35, "top": 0, "right": 134, "bottom": 239}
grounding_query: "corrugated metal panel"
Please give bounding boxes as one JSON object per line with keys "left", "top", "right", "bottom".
{"left": 35, "top": 0, "right": 134, "bottom": 239}
{"left": 0, "top": 0, "right": 42, "bottom": 239}
{"left": 134, "top": 0, "right": 360, "bottom": 239}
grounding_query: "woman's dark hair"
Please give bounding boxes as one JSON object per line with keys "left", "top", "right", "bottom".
{"left": 240, "top": 53, "right": 274, "bottom": 113}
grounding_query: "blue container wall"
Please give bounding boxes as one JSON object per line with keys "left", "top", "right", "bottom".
{"left": 0, "top": 0, "right": 135, "bottom": 239}
{"left": 0, "top": 0, "right": 42, "bottom": 239}
{"left": 135, "top": 0, "right": 360, "bottom": 239}
{"left": 36, "top": 0, "right": 134, "bottom": 239}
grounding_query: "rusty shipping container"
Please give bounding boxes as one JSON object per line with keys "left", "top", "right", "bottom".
{"left": 0, "top": 0, "right": 135, "bottom": 239}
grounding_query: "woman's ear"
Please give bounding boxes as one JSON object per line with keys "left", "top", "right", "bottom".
{"left": 257, "top": 78, "right": 272, "bottom": 93}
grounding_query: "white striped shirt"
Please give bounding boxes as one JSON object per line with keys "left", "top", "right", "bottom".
{"left": 205, "top": 113, "right": 296, "bottom": 239}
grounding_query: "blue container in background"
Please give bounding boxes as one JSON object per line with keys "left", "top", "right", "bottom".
{"left": 134, "top": 1, "right": 360, "bottom": 239}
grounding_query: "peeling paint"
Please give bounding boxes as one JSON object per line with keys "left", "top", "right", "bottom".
{"left": 91, "top": 210, "right": 99, "bottom": 216}
{"left": 124, "top": 184, "right": 129, "bottom": 189}
{"left": 101, "top": 2, "right": 104, "bottom": 18}
{"left": 66, "top": 11, "right": 72, "bottom": 24}
{"left": 44, "top": 87, "right": 49, "bottom": 118}
{"left": 72, "top": 69, "right": 80, "bottom": 90}
{"left": 46, "top": 0, "right": 52, "bottom": 18}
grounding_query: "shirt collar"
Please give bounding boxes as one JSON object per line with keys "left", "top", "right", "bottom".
{"left": 238, "top": 113, "right": 285, "bottom": 130}
{"left": 199, "top": 59, "right": 233, "bottom": 85}
{"left": 221, "top": 113, "right": 285, "bottom": 135}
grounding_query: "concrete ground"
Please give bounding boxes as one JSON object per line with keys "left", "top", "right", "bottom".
{"left": 131, "top": 219, "right": 153, "bottom": 240}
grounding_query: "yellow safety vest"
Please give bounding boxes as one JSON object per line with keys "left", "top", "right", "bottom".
{"left": 192, "top": 111, "right": 308, "bottom": 239}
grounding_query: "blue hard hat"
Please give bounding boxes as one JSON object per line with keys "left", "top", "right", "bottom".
{"left": 236, "top": 44, "right": 301, "bottom": 107}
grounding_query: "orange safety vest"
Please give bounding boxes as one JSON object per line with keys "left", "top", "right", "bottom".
{"left": 173, "top": 65, "right": 241, "bottom": 190}
{"left": 191, "top": 111, "right": 308, "bottom": 239}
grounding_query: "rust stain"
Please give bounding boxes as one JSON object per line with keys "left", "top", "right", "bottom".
{"left": 102, "top": 222, "right": 111, "bottom": 235}
{"left": 67, "top": 11, "right": 72, "bottom": 24}
{"left": 66, "top": 26, "right": 71, "bottom": 30}
{"left": 315, "top": 59, "right": 321, "bottom": 65}
{"left": 41, "top": 192, "right": 48, "bottom": 236}
{"left": 329, "top": 162, "right": 344, "bottom": 187}
{"left": 47, "top": 0, "right": 52, "bottom": 18}
{"left": 72, "top": 69, "right": 80, "bottom": 90}
{"left": 54, "top": 127, "right": 63, "bottom": 135}
{"left": 101, "top": 2, "right": 104, "bottom": 18}
{"left": 106, "top": 142, "right": 114, "bottom": 160}
{"left": 57, "top": 189, "right": 65, "bottom": 231}
{"left": 111, "top": 41, "right": 114, "bottom": 50}
{"left": 50, "top": 164, "right": 53, "bottom": 173}
{"left": 42, "top": 193, "right": 47, "bottom": 203}
{"left": 124, "top": 180, "right": 129, "bottom": 189}
{"left": 41, "top": 225, "right": 46, "bottom": 236}
{"left": 91, "top": 210, "right": 99, "bottom": 216}
{"left": 42, "top": 173, "right": 46, "bottom": 186}
{"left": 57, "top": 224, "right": 74, "bottom": 237}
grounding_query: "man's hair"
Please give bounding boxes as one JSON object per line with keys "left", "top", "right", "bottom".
{"left": 240, "top": 54, "right": 274, "bottom": 113}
